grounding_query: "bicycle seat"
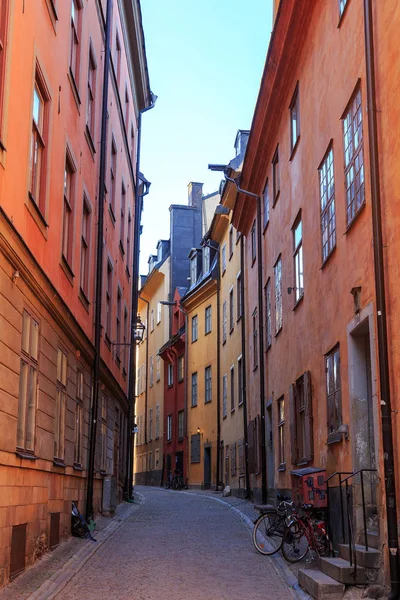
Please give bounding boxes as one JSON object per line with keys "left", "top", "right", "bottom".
{"left": 254, "top": 504, "right": 275, "bottom": 513}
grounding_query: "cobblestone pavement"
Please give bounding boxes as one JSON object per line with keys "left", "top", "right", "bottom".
{"left": 52, "top": 486, "right": 302, "bottom": 600}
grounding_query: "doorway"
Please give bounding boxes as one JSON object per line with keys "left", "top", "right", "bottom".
{"left": 204, "top": 446, "right": 211, "bottom": 490}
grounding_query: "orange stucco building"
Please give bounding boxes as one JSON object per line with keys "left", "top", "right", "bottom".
{"left": 0, "top": 0, "right": 151, "bottom": 585}
{"left": 232, "top": 0, "right": 400, "bottom": 592}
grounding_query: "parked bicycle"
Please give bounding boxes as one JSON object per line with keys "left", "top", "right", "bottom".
{"left": 252, "top": 494, "right": 294, "bottom": 555}
{"left": 281, "top": 502, "right": 330, "bottom": 563}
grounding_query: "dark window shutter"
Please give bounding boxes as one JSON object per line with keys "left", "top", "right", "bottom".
{"left": 247, "top": 420, "right": 255, "bottom": 474}
{"left": 191, "top": 434, "right": 200, "bottom": 463}
{"left": 303, "top": 371, "right": 313, "bottom": 461}
{"left": 289, "top": 384, "right": 297, "bottom": 465}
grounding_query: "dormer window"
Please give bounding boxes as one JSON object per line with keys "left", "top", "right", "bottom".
{"left": 203, "top": 246, "right": 210, "bottom": 273}
{"left": 190, "top": 256, "right": 197, "bottom": 285}
{"left": 157, "top": 244, "right": 162, "bottom": 262}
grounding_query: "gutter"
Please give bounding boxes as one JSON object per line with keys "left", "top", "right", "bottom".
{"left": 363, "top": 1, "right": 400, "bottom": 596}
{"left": 86, "top": 0, "right": 112, "bottom": 521}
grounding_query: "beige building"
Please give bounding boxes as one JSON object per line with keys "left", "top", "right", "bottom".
{"left": 134, "top": 242, "right": 170, "bottom": 485}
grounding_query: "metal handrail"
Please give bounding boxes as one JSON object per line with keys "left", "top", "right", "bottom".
{"left": 341, "top": 469, "right": 377, "bottom": 552}
{"left": 324, "top": 472, "right": 352, "bottom": 547}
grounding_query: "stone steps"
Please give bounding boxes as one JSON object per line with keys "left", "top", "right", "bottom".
{"left": 298, "top": 568, "right": 345, "bottom": 600}
{"left": 338, "top": 543, "right": 381, "bottom": 568}
{"left": 319, "top": 556, "right": 366, "bottom": 585}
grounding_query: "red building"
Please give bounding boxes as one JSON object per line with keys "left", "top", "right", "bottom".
{"left": 159, "top": 288, "right": 187, "bottom": 485}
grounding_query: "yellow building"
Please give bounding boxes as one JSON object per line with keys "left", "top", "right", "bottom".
{"left": 134, "top": 242, "right": 170, "bottom": 485}
{"left": 182, "top": 247, "right": 218, "bottom": 489}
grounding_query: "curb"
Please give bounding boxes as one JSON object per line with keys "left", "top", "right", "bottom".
{"left": 181, "top": 490, "right": 311, "bottom": 600}
{"left": 26, "top": 498, "right": 144, "bottom": 600}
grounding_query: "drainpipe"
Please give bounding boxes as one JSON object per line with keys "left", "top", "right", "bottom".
{"left": 180, "top": 304, "right": 189, "bottom": 486}
{"left": 126, "top": 93, "right": 157, "bottom": 501}
{"left": 364, "top": 2, "right": 400, "bottom": 597}
{"left": 139, "top": 295, "right": 150, "bottom": 485}
{"left": 225, "top": 175, "right": 267, "bottom": 505}
{"left": 216, "top": 246, "right": 221, "bottom": 491}
{"left": 240, "top": 234, "right": 251, "bottom": 498}
{"left": 86, "top": 0, "right": 112, "bottom": 521}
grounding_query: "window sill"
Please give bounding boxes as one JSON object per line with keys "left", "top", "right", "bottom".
{"left": 238, "top": 401, "right": 244, "bottom": 408}
{"left": 289, "top": 136, "right": 300, "bottom": 161}
{"left": 68, "top": 69, "right": 81, "bottom": 111}
{"left": 126, "top": 265, "right": 131, "bottom": 280}
{"left": 327, "top": 430, "right": 347, "bottom": 445}
{"left": 229, "top": 327, "right": 234, "bottom": 335}
{"left": 235, "top": 233, "right": 241, "bottom": 245}
{"left": 205, "top": 399, "right": 212, "bottom": 404}
{"left": 27, "top": 192, "right": 49, "bottom": 239}
{"left": 263, "top": 220, "right": 269, "bottom": 235}
{"left": 293, "top": 295, "right": 304, "bottom": 311}
{"left": 191, "top": 405, "right": 198, "bottom": 409}
{"left": 231, "top": 408, "right": 235, "bottom": 414}
{"left": 275, "top": 327, "right": 282, "bottom": 339}
{"left": 178, "top": 378, "right": 184, "bottom": 384}
{"left": 178, "top": 437, "right": 184, "bottom": 442}
{"left": 229, "top": 252, "right": 233, "bottom": 261}
{"left": 296, "top": 459, "right": 310, "bottom": 467}
{"left": 60, "top": 255, "right": 74, "bottom": 285}
{"left": 253, "top": 364, "right": 258, "bottom": 372}
{"left": 115, "top": 356, "right": 121, "bottom": 368}
{"left": 223, "top": 414, "right": 227, "bottom": 419}
{"left": 192, "top": 339, "right": 198, "bottom": 344}
{"left": 119, "top": 240, "right": 125, "bottom": 257}
{"left": 53, "top": 459, "right": 66, "bottom": 468}
{"left": 100, "top": 470, "right": 107, "bottom": 476}
{"left": 236, "top": 314, "right": 242, "bottom": 323}
{"left": 73, "top": 463, "right": 83, "bottom": 471}
{"left": 108, "top": 204, "right": 116, "bottom": 226}
{"left": 265, "top": 342, "right": 272, "bottom": 353}
{"left": 84, "top": 127, "right": 96, "bottom": 160}
{"left": 277, "top": 462, "right": 286, "bottom": 472}
{"left": 16, "top": 451, "right": 38, "bottom": 461}
{"left": 122, "top": 367, "right": 127, "bottom": 379}
{"left": 0, "top": 139, "right": 6, "bottom": 152}
{"left": 345, "top": 201, "right": 366, "bottom": 235}
{"left": 321, "top": 246, "right": 337, "bottom": 270}
{"left": 251, "top": 257, "right": 256, "bottom": 268}
{"left": 222, "top": 339, "right": 226, "bottom": 346}
{"left": 205, "top": 330, "right": 212, "bottom": 336}
{"left": 44, "top": 0, "right": 58, "bottom": 31}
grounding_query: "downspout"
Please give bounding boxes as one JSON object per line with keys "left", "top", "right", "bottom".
{"left": 86, "top": 0, "right": 112, "bottom": 520}
{"left": 225, "top": 175, "right": 267, "bottom": 504}
{"left": 139, "top": 295, "right": 150, "bottom": 485}
{"left": 364, "top": 2, "right": 400, "bottom": 597}
{"left": 126, "top": 94, "right": 156, "bottom": 500}
{"left": 216, "top": 247, "right": 221, "bottom": 491}
{"left": 240, "top": 234, "right": 251, "bottom": 498}
{"left": 179, "top": 303, "right": 189, "bottom": 486}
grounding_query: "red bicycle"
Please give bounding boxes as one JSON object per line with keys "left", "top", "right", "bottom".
{"left": 281, "top": 503, "right": 330, "bottom": 563}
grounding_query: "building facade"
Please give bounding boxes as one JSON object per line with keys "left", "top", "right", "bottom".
{"left": 0, "top": 0, "right": 150, "bottom": 585}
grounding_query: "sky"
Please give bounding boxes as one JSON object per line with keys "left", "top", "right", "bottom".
{"left": 139, "top": 0, "right": 273, "bottom": 274}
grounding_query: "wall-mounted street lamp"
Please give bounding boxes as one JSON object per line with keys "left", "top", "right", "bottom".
{"left": 133, "top": 314, "right": 146, "bottom": 345}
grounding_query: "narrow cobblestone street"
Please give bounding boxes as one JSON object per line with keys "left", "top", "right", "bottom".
{"left": 55, "top": 487, "right": 298, "bottom": 600}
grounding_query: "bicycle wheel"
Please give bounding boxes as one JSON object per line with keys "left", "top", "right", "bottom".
{"left": 252, "top": 511, "right": 283, "bottom": 556}
{"left": 281, "top": 521, "right": 310, "bottom": 563}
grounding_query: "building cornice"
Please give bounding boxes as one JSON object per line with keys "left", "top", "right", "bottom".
{"left": 181, "top": 277, "right": 217, "bottom": 312}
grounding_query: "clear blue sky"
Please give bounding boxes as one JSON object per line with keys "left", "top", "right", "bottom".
{"left": 139, "top": 0, "right": 273, "bottom": 274}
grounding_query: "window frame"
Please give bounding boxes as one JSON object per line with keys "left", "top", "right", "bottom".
{"left": 230, "top": 365, "right": 235, "bottom": 412}
{"left": 292, "top": 213, "right": 304, "bottom": 304}
{"left": 238, "top": 356, "right": 243, "bottom": 407}
{"left": 221, "top": 243, "right": 227, "bottom": 274}
{"left": 222, "top": 301, "right": 227, "bottom": 344}
{"left": 222, "top": 373, "right": 228, "bottom": 419}
{"left": 318, "top": 144, "right": 336, "bottom": 264}
{"left": 54, "top": 347, "right": 68, "bottom": 462}
{"left": 86, "top": 42, "right": 97, "bottom": 145}
{"left": 80, "top": 193, "right": 91, "bottom": 300}
{"left": 62, "top": 147, "right": 77, "bottom": 270}
{"left": 178, "top": 355, "right": 184, "bottom": 382}
{"left": 289, "top": 82, "right": 300, "bottom": 156}
{"left": 263, "top": 179, "right": 269, "bottom": 229}
{"left": 167, "top": 414, "right": 172, "bottom": 442}
{"left": 251, "top": 221, "right": 256, "bottom": 265}
{"left": 274, "top": 255, "right": 283, "bottom": 335}
{"left": 167, "top": 363, "right": 174, "bottom": 387}
{"left": 69, "top": 0, "right": 83, "bottom": 92}
{"left": 229, "top": 226, "right": 234, "bottom": 259}
{"left": 191, "top": 372, "right": 198, "bottom": 407}
{"left": 205, "top": 366, "right": 212, "bottom": 403}
{"left": 326, "top": 345, "right": 342, "bottom": 440}
{"left": 272, "top": 145, "right": 280, "bottom": 205}
{"left": 205, "top": 305, "right": 212, "bottom": 335}
{"left": 178, "top": 410, "right": 184, "bottom": 440}
{"left": 74, "top": 370, "right": 84, "bottom": 467}
{"left": 342, "top": 85, "right": 365, "bottom": 227}
{"left": 252, "top": 308, "right": 258, "bottom": 370}
{"left": 191, "top": 315, "right": 198, "bottom": 343}
{"left": 236, "top": 272, "right": 242, "bottom": 320}
{"left": 105, "top": 259, "right": 113, "bottom": 343}
{"left": 277, "top": 396, "right": 285, "bottom": 470}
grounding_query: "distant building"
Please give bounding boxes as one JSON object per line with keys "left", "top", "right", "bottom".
{"left": 0, "top": 0, "right": 151, "bottom": 585}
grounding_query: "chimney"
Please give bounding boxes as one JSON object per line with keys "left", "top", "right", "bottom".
{"left": 187, "top": 182, "right": 203, "bottom": 209}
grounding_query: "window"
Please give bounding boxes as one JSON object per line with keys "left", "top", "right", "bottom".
{"left": 150, "top": 309, "right": 154, "bottom": 332}
{"left": 155, "top": 404, "right": 160, "bottom": 438}
{"left": 274, "top": 256, "right": 282, "bottom": 334}
{"left": 157, "top": 302, "right": 162, "bottom": 324}
{"left": 252, "top": 308, "right": 258, "bottom": 369}
{"left": 263, "top": 180, "right": 269, "bottom": 228}
{"left": 203, "top": 245, "right": 210, "bottom": 273}
{"left": 86, "top": 45, "right": 96, "bottom": 140}
{"left": 0, "top": 0, "right": 10, "bottom": 140}
{"left": 55, "top": 348, "right": 67, "bottom": 461}
{"left": 293, "top": 215, "right": 303, "bottom": 302}
{"left": 222, "top": 301, "right": 227, "bottom": 343}
{"left": 236, "top": 272, "right": 242, "bottom": 320}
{"left": 114, "top": 31, "right": 121, "bottom": 85}
{"left": 191, "top": 433, "right": 200, "bottom": 463}
{"left": 156, "top": 356, "right": 161, "bottom": 382}
{"left": 251, "top": 221, "right": 256, "bottom": 264}
{"left": 231, "top": 443, "right": 237, "bottom": 477}
{"left": 205, "top": 306, "right": 212, "bottom": 334}
{"left": 17, "top": 310, "right": 39, "bottom": 453}
{"left": 126, "top": 210, "right": 132, "bottom": 277}
{"left": 265, "top": 279, "right": 272, "bottom": 349}
{"left": 190, "top": 256, "right": 197, "bottom": 285}
{"left": 178, "top": 355, "right": 184, "bottom": 382}
{"left": 109, "top": 137, "right": 117, "bottom": 219}
{"left": 123, "top": 305, "right": 128, "bottom": 374}
{"left": 343, "top": 87, "right": 364, "bottom": 226}
{"left": 62, "top": 150, "right": 76, "bottom": 268}
{"left": 105, "top": 261, "right": 113, "bottom": 341}
{"left": 80, "top": 195, "right": 91, "bottom": 298}
{"left": 167, "top": 363, "right": 174, "bottom": 387}
{"left": 319, "top": 146, "right": 336, "bottom": 262}
{"left": 205, "top": 366, "right": 212, "bottom": 403}
{"left": 149, "top": 355, "right": 154, "bottom": 387}
{"left": 290, "top": 371, "right": 313, "bottom": 465}
{"left": 167, "top": 415, "right": 172, "bottom": 442}
{"left": 130, "top": 125, "right": 135, "bottom": 163}
{"left": 238, "top": 357, "right": 243, "bottom": 407}
{"left": 191, "top": 373, "right": 198, "bottom": 407}
{"left": 230, "top": 366, "right": 235, "bottom": 412}
{"left": 116, "top": 288, "right": 122, "bottom": 365}
{"left": 149, "top": 408, "right": 153, "bottom": 441}
{"left": 290, "top": 83, "right": 300, "bottom": 154}
{"left": 100, "top": 395, "right": 107, "bottom": 471}
{"left": 74, "top": 370, "right": 84, "bottom": 466}
{"left": 222, "top": 374, "right": 228, "bottom": 418}
{"left": 178, "top": 411, "right": 184, "bottom": 440}
{"left": 69, "top": 0, "right": 82, "bottom": 87}
{"left": 277, "top": 396, "right": 285, "bottom": 468}
{"left": 192, "top": 315, "right": 198, "bottom": 342}
{"left": 221, "top": 244, "right": 226, "bottom": 274}
{"left": 29, "top": 69, "right": 50, "bottom": 214}
{"left": 229, "top": 227, "right": 234, "bottom": 259}
{"left": 229, "top": 288, "right": 234, "bottom": 332}
{"left": 339, "top": 0, "right": 348, "bottom": 17}
{"left": 120, "top": 182, "right": 126, "bottom": 254}
{"left": 124, "top": 86, "right": 130, "bottom": 130}
{"left": 272, "top": 146, "right": 280, "bottom": 205}
{"left": 326, "top": 345, "right": 342, "bottom": 435}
